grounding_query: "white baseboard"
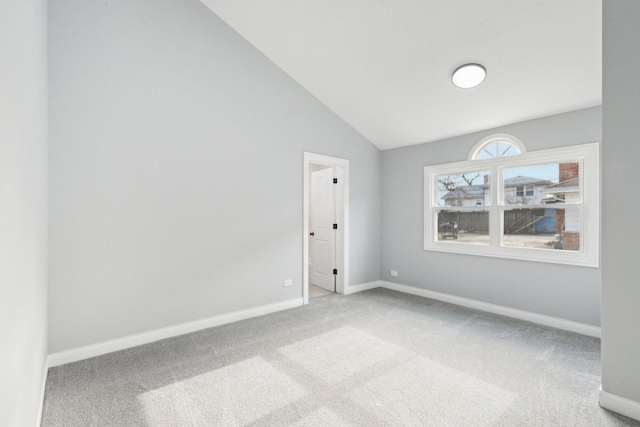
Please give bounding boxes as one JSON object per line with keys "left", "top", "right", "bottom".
{"left": 48, "top": 297, "right": 304, "bottom": 367}
{"left": 36, "top": 356, "right": 48, "bottom": 427}
{"left": 600, "top": 386, "right": 640, "bottom": 422}
{"left": 380, "top": 281, "right": 601, "bottom": 338}
{"left": 345, "top": 280, "right": 381, "bottom": 295}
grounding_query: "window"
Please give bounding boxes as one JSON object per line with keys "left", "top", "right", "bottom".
{"left": 468, "top": 134, "right": 526, "bottom": 161}
{"left": 515, "top": 186, "right": 534, "bottom": 197}
{"left": 425, "top": 142, "right": 599, "bottom": 267}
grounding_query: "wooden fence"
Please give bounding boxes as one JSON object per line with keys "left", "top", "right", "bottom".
{"left": 438, "top": 211, "right": 489, "bottom": 233}
{"left": 438, "top": 208, "right": 549, "bottom": 234}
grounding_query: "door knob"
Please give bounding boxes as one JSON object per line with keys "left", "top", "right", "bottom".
{"left": 310, "top": 232, "right": 315, "bottom": 236}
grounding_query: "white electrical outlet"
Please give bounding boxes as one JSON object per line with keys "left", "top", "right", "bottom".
{"left": 391, "top": 270, "right": 398, "bottom": 277}
{"left": 283, "top": 279, "right": 293, "bottom": 287}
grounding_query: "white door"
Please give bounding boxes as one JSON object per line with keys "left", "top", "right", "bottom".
{"left": 310, "top": 167, "right": 336, "bottom": 292}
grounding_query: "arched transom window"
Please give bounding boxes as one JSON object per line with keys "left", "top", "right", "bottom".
{"left": 468, "top": 134, "right": 526, "bottom": 161}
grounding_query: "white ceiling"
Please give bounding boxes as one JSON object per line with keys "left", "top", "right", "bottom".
{"left": 200, "top": 0, "right": 602, "bottom": 150}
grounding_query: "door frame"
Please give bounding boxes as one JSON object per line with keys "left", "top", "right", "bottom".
{"left": 303, "top": 152, "right": 349, "bottom": 304}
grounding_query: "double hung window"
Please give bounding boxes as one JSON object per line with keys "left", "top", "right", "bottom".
{"left": 424, "top": 139, "right": 599, "bottom": 267}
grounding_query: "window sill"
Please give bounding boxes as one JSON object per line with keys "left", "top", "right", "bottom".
{"left": 424, "top": 240, "right": 599, "bottom": 268}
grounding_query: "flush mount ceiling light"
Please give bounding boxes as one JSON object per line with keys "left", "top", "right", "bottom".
{"left": 452, "top": 63, "right": 486, "bottom": 89}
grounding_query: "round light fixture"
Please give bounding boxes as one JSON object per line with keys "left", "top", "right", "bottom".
{"left": 452, "top": 63, "right": 486, "bottom": 89}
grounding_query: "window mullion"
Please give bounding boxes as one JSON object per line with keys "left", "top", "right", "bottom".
{"left": 490, "top": 165, "right": 500, "bottom": 248}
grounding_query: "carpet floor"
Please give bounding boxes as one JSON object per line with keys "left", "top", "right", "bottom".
{"left": 42, "top": 288, "right": 640, "bottom": 426}
{"left": 309, "top": 284, "right": 333, "bottom": 298}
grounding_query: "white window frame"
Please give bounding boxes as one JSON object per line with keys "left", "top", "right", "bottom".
{"left": 424, "top": 142, "right": 599, "bottom": 267}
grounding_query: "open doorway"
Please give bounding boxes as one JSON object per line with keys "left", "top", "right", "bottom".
{"left": 303, "top": 153, "right": 349, "bottom": 304}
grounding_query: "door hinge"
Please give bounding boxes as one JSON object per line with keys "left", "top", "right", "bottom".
{"left": 333, "top": 223, "right": 338, "bottom": 229}
{"left": 333, "top": 178, "right": 338, "bottom": 184}
{"left": 333, "top": 269, "right": 338, "bottom": 275}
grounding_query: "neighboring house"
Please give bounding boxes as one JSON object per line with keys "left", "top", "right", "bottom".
{"left": 542, "top": 177, "right": 580, "bottom": 205}
{"left": 502, "top": 176, "right": 553, "bottom": 205}
{"left": 441, "top": 184, "right": 487, "bottom": 206}
{"left": 441, "top": 175, "right": 552, "bottom": 206}
{"left": 541, "top": 163, "right": 581, "bottom": 250}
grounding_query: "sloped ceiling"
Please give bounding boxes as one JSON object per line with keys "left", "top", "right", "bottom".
{"left": 200, "top": 0, "right": 601, "bottom": 150}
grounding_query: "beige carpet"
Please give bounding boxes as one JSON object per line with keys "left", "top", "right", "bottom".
{"left": 42, "top": 288, "right": 640, "bottom": 426}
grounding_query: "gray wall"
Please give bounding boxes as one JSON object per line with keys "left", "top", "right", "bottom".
{"left": 602, "top": 0, "right": 640, "bottom": 403}
{"left": 49, "top": 0, "right": 381, "bottom": 353}
{"left": 382, "top": 106, "right": 602, "bottom": 326}
{"left": 0, "top": 0, "right": 49, "bottom": 425}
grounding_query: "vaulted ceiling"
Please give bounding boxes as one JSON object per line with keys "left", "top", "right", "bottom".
{"left": 200, "top": 0, "right": 601, "bottom": 150}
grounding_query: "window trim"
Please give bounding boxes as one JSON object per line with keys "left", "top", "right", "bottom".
{"left": 424, "top": 142, "right": 600, "bottom": 267}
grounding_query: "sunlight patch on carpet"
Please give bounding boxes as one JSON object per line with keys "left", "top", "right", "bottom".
{"left": 278, "top": 326, "right": 404, "bottom": 384}
{"left": 137, "top": 356, "right": 306, "bottom": 425}
{"left": 349, "top": 355, "right": 514, "bottom": 425}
